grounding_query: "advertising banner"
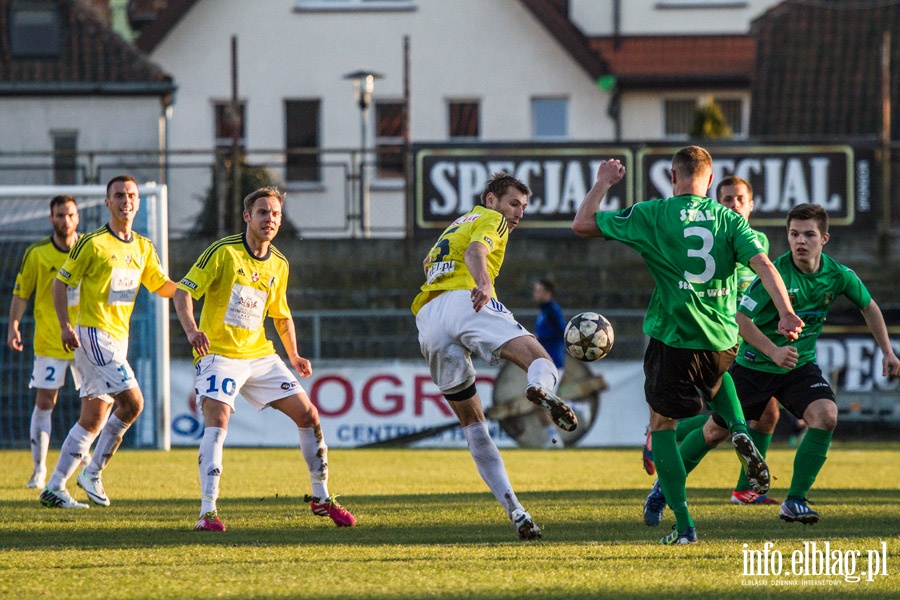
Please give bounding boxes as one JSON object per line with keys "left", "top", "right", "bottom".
{"left": 169, "top": 358, "right": 649, "bottom": 449}
{"left": 412, "top": 142, "right": 878, "bottom": 233}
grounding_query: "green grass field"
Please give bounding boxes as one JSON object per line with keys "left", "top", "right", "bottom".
{"left": 1, "top": 443, "right": 898, "bottom": 599}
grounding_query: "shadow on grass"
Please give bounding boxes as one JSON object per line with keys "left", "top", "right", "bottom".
{"left": 2, "top": 487, "right": 898, "bottom": 551}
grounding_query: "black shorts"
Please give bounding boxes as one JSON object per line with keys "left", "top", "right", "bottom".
{"left": 727, "top": 362, "right": 835, "bottom": 422}
{"left": 643, "top": 338, "right": 737, "bottom": 420}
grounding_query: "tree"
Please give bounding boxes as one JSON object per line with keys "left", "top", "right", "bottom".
{"left": 690, "top": 101, "right": 733, "bottom": 140}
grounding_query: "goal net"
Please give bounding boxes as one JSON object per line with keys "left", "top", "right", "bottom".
{"left": 0, "top": 184, "right": 170, "bottom": 450}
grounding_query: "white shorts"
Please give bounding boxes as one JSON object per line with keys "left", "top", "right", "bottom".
{"left": 30, "top": 356, "right": 81, "bottom": 391}
{"left": 73, "top": 326, "right": 138, "bottom": 399}
{"left": 415, "top": 289, "right": 532, "bottom": 392}
{"left": 193, "top": 354, "right": 304, "bottom": 413}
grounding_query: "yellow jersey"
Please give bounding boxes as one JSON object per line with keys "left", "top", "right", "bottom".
{"left": 178, "top": 233, "right": 292, "bottom": 361}
{"left": 57, "top": 225, "right": 169, "bottom": 341}
{"left": 411, "top": 205, "right": 510, "bottom": 315}
{"left": 13, "top": 236, "right": 80, "bottom": 359}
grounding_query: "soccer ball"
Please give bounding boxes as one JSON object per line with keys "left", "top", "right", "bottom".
{"left": 564, "top": 312, "right": 614, "bottom": 362}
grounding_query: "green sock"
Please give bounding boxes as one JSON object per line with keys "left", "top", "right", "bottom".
{"left": 735, "top": 428, "right": 773, "bottom": 492}
{"left": 652, "top": 430, "right": 694, "bottom": 531}
{"left": 679, "top": 427, "right": 714, "bottom": 475}
{"left": 787, "top": 427, "right": 833, "bottom": 499}
{"left": 675, "top": 414, "right": 708, "bottom": 443}
{"left": 707, "top": 372, "right": 748, "bottom": 436}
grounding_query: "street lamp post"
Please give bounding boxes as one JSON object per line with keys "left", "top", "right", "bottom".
{"left": 344, "top": 70, "right": 383, "bottom": 238}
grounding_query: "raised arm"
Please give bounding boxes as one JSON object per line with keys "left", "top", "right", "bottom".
{"left": 748, "top": 253, "right": 804, "bottom": 341}
{"left": 572, "top": 159, "right": 626, "bottom": 238}
{"left": 860, "top": 299, "right": 900, "bottom": 377}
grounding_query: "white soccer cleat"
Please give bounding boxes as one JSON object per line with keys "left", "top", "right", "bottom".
{"left": 512, "top": 508, "right": 542, "bottom": 540}
{"left": 26, "top": 469, "right": 47, "bottom": 489}
{"left": 77, "top": 469, "right": 111, "bottom": 506}
{"left": 40, "top": 487, "right": 89, "bottom": 509}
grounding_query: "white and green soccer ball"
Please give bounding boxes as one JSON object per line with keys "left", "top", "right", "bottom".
{"left": 564, "top": 311, "right": 614, "bottom": 362}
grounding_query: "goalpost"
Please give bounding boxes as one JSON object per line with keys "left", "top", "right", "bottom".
{"left": 0, "top": 184, "right": 171, "bottom": 450}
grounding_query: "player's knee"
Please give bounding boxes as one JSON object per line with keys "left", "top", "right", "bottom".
{"left": 443, "top": 378, "right": 477, "bottom": 402}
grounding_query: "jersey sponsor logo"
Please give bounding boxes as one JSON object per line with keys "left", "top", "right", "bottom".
{"left": 426, "top": 260, "right": 454, "bottom": 284}
{"left": 742, "top": 349, "right": 758, "bottom": 362}
{"left": 739, "top": 295, "right": 758, "bottom": 311}
{"left": 59, "top": 268, "right": 71, "bottom": 279}
{"left": 697, "top": 287, "right": 732, "bottom": 298}
{"left": 452, "top": 213, "right": 482, "bottom": 226}
{"left": 108, "top": 268, "right": 140, "bottom": 305}
{"left": 180, "top": 278, "right": 198, "bottom": 290}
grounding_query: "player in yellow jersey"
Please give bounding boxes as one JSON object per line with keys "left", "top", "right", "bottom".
{"left": 40, "top": 175, "right": 177, "bottom": 509}
{"left": 8, "top": 195, "right": 86, "bottom": 489}
{"left": 174, "top": 187, "right": 356, "bottom": 532}
{"left": 413, "top": 172, "right": 577, "bottom": 540}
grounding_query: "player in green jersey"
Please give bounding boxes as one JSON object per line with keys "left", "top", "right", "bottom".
{"left": 572, "top": 146, "right": 803, "bottom": 544}
{"left": 734, "top": 203, "right": 899, "bottom": 523}
{"left": 642, "top": 176, "right": 783, "bottom": 505}
{"left": 40, "top": 175, "right": 177, "bottom": 510}
{"left": 413, "top": 172, "right": 577, "bottom": 540}
{"left": 175, "top": 187, "right": 356, "bottom": 531}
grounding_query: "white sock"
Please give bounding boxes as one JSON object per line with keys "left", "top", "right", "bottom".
{"left": 48, "top": 423, "right": 95, "bottom": 490}
{"left": 199, "top": 427, "right": 227, "bottom": 515}
{"left": 299, "top": 426, "right": 329, "bottom": 500}
{"left": 527, "top": 358, "right": 559, "bottom": 390}
{"left": 86, "top": 414, "right": 130, "bottom": 476}
{"left": 30, "top": 406, "right": 53, "bottom": 473}
{"left": 463, "top": 422, "right": 522, "bottom": 519}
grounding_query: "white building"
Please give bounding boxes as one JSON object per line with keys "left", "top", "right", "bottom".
{"left": 140, "top": 0, "right": 783, "bottom": 236}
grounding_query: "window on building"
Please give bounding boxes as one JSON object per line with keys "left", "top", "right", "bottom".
{"left": 295, "top": 0, "right": 416, "bottom": 11}
{"left": 532, "top": 97, "right": 569, "bottom": 140}
{"left": 714, "top": 98, "right": 744, "bottom": 136}
{"left": 663, "top": 99, "right": 697, "bottom": 138}
{"left": 285, "top": 99, "right": 321, "bottom": 183}
{"left": 448, "top": 101, "right": 479, "bottom": 140}
{"left": 52, "top": 131, "right": 77, "bottom": 185}
{"left": 374, "top": 101, "right": 406, "bottom": 179}
{"left": 657, "top": 1, "right": 747, "bottom": 8}
{"left": 664, "top": 97, "right": 746, "bottom": 138}
{"left": 10, "top": 2, "right": 62, "bottom": 58}
{"left": 214, "top": 101, "right": 246, "bottom": 149}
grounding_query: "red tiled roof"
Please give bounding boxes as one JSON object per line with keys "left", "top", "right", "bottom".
{"left": 589, "top": 35, "right": 756, "bottom": 88}
{"left": 0, "top": 0, "right": 174, "bottom": 94}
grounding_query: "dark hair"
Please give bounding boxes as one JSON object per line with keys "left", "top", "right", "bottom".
{"left": 787, "top": 203, "right": 828, "bottom": 235}
{"left": 672, "top": 145, "right": 712, "bottom": 179}
{"left": 535, "top": 278, "right": 556, "bottom": 295}
{"left": 716, "top": 175, "right": 752, "bottom": 200}
{"left": 49, "top": 194, "right": 77, "bottom": 212}
{"left": 106, "top": 175, "right": 137, "bottom": 197}
{"left": 480, "top": 172, "right": 530, "bottom": 205}
{"left": 243, "top": 186, "right": 285, "bottom": 212}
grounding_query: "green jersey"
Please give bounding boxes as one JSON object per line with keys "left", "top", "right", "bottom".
{"left": 596, "top": 194, "right": 765, "bottom": 351}
{"left": 736, "top": 251, "right": 872, "bottom": 373}
{"left": 735, "top": 229, "right": 769, "bottom": 302}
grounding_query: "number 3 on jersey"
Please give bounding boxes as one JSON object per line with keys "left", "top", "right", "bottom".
{"left": 683, "top": 226, "right": 716, "bottom": 284}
